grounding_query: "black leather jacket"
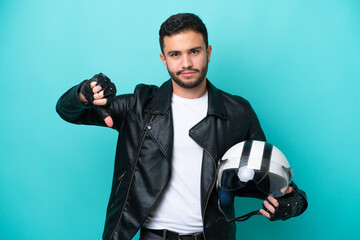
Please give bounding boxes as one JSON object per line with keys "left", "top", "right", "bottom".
{"left": 56, "top": 79, "right": 305, "bottom": 240}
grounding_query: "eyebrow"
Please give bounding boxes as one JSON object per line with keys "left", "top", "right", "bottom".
{"left": 167, "top": 46, "right": 203, "bottom": 55}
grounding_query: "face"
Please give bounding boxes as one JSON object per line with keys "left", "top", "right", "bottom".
{"left": 160, "top": 30, "right": 212, "bottom": 90}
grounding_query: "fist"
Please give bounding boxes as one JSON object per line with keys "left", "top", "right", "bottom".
{"left": 80, "top": 73, "right": 116, "bottom": 106}
{"left": 259, "top": 186, "right": 294, "bottom": 220}
{"left": 79, "top": 73, "right": 116, "bottom": 128}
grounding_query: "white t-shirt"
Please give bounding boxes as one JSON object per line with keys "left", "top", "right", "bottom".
{"left": 144, "top": 92, "right": 208, "bottom": 233}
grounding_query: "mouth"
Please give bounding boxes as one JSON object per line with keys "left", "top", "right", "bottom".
{"left": 181, "top": 72, "right": 196, "bottom": 77}
{"left": 177, "top": 70, "right": 199, "bottom": 78}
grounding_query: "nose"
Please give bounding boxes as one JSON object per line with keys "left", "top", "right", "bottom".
{"left": 181, "top": 54, "right": 193, "bottom": 69}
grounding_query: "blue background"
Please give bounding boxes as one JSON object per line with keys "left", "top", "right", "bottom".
{"left": 1, "top": 0, "right": 359, "bottom": 239}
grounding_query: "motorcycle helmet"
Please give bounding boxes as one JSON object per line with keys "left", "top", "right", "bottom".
{"left": 217, "top": 140, "right": 293, "bottom": 221}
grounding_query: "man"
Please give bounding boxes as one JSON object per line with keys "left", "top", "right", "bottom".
{"left": 56, "top": 13, "right": 307, "bottom": 240}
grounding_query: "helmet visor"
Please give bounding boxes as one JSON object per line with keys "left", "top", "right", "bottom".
{"left": 218, "top": 162, "right": 292, "bottom": 198}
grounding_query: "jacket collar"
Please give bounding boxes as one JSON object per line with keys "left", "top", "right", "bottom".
{"left": 144, "top": 79, "right": 227, "bottom": 119}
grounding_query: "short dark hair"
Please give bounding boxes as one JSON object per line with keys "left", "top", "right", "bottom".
{"left": 159, "top": 13, "right": 208, "bottom": 53}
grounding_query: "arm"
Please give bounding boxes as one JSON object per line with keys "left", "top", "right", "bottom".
{"left": 247, "top": 103, "right": 266, "bottom": 141}
{"left": 246, "top": 103, "right": 308, "bottom": 220}
{"left": 56, "top": 73, "right": 130, "bottom": 130}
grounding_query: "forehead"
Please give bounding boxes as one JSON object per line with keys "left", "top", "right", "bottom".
{"left": 163, "top": 30, "right": 205, "bottom": 52}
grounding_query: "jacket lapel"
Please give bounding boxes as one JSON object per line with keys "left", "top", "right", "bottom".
{"left": 146, "top": 112, "right": 173, "bottom": 160}
{"left": 144, "top": 80, "right": 173, "bottom": 161}
{"left": 190, "top": 81, "right": 227, "bottom": 162}
{"left": 144, "top": 80, "right": 172, "bottom": 115}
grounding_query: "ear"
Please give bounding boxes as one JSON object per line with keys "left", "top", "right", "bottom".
{"left": 160, "top": 53, "right": 168, "bottom": 69}
{"left": 206, "top": 45, "right": 212, "bottom": 63}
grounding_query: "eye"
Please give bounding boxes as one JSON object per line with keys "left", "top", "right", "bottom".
{"left": 170, "top": 53, "right": 179, "bottom": 58}
{"left": 190, "top": 49, "right": 199, "bottom": 55}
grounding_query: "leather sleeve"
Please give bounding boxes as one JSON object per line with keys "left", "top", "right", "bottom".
{"left": 290, "top": 182, "right": 308, "bottom": 217}
{"left": 247, "top": 103, "right": 266, "bottom": 141}
{"left": 55, "top": 83, "right": 132, "bottom": 131}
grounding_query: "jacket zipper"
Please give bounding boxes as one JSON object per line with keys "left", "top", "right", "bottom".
{"left": 201, "top": 147, "right": 217, "bottom": 240}
{"left": 109, "top": 171, "right": 126, "bottom": 209}
{"left": 110, "top": 115, "right": 155, "bottom": 240}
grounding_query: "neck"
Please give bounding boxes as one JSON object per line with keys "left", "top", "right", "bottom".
{"left": 172, "top": 78, "right": 208, "bottom": 99}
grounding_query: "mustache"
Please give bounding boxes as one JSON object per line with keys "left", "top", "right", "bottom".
{"left": 176, "top": 68, "right": 200, "bottom": 75}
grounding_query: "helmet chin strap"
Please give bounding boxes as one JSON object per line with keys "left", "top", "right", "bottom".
{"left": 218, "top": 189, "right": 263, "bottom": 222}
{"left": 218, "top": 186, "right": 274, "bottom": 222}
{"left": 231, "top": 210, "right": 261, "bottom": 222}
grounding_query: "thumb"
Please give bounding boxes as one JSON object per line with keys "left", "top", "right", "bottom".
{"left": 104, "top": 115, "right": 114, "bottom": 128}
{"left": 94, "top": 106, "right": 114, "bottom": 128}
{"left": 285, "top": 186, "right": 293, "bottom": 194}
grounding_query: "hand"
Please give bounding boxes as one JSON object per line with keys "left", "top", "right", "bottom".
{"left": 259, "top": 186, "right": 293, "bottom": 219}
{"left": 89, "top": 81, "right": 110, "bottom": 105}
{"left": 79, "top": 73, "right": 116, "bottom": 128}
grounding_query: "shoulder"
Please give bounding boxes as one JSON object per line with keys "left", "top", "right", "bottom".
{"left": 111, "top": 83, "right": 159, "bottom": 110}
{"left": 208, "top": 80, "right": 250, "bottom": 107}
{"left": 219, "top": 89, "right": 250, "bottom": 105}
{"left": 126, "top": 83, "right": 161, "bottom": 110}
{"left": 134, "top": 83, "right": 159, "bottom": 95}
{"left": 133, "top": 83, "right": 160, "bottom": 101}
{"left": 218, "top": 89, "right": 253, "bottom": 116}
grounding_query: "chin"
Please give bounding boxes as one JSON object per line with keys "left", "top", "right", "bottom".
{"left": 174, "top": 77, "right": 204, "bottom": 89}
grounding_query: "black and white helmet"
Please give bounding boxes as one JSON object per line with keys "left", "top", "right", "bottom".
{"left": 217, "top": 140, "right": 293, "bottom": 198}
{"left": 216, "top": 140, "right": 293, "bottom": 221}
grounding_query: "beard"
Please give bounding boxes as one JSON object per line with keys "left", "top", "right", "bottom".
{"left": 168, "top": 61, "right": 208, "bottom": 89}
